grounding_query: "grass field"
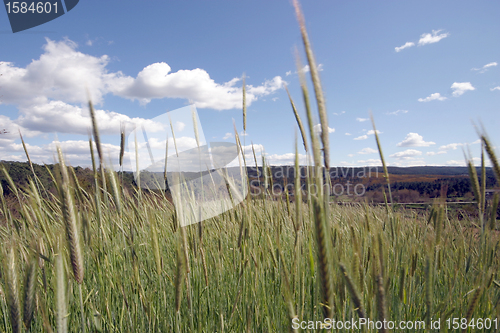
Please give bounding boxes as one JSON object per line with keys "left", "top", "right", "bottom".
{"left": 2, "top": 1, "right": 500, "bottom": 332}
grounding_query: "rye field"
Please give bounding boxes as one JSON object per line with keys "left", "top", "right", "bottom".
{"left": 1, "top": 1, "right": 500, "bottom": 332}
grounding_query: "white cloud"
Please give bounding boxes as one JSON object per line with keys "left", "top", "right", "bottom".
{"left": 0, "top": 38, "right": 112, "bottom": 105}
{"left": 439, "top": 143, "right": 463, "bottom": 151}
{"left": 390, "top": 149, "right": 422, "bottom": 159}
{"left": 397, "top": 133, "right": 435, "bottom": 147}
{"left": 357, "top": 159, "right": 382, "bottom": 166}
{"left": 113, "top": 62, "right": 283, "bottom": 109}
{"left": 395, "top": 42, "right": 415, "bottom": 52}
{"left": 313, "top": 124, "right": 335, "bottom": 134}
{"left": 347, "top": 154, "right": 354, "bottom": 157}
{"left": 264, "top": 152, "right": 309, "bottom": 166}
{"left": 386, "top": 109, "right": 408, "bottom": 116}
{"left": 426, "top": 151, "right": 446, "bottom": 156}
{"left": 472, "top": 62, "right": 497, "bottom": 73}
{"left": 353, "top": 129, "right": 380, "bottom": 141}
{"left": 446, "top": 160, "right": 465, "bottom": 166}
{"left": 451, "top": 82, "right": 475, "bottom": 97}
{"left": 286, "top": 64, "right": 323, "bottom": 77}
{"left": 175, "top": 121, "right": 185, "bottom": 132}
{"left": 358, "top": 147, "right": 378, "bottom": 155}
{"left": 356, "top": 117, "right": 369, "bottom": 122}
{"left": 345, "top": 133, "right": 352, "bottom": 136}
{"left": 333, "top": 111, "right": 345, "bottom": 116}
{"left": 418, "top": 93, "right": 447, "bottom": 102}
{"left": 0, "top": 38, "right": 283, "bottom": 112}
{"left": 223, "top": 132, "right": 233, "bottom": 140}
{"left": 418, "top": 30, "right": 449, "bottom": 46}
{"left": 490, "top": 86, "right": 500, "bottom": 91}
{"left": 13, "top": 100, "right": 163, "bottom": 135}
{"left": 0, "top": 138, "right": 123, "bottom": 167}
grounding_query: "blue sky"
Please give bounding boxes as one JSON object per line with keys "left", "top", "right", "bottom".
{"left": 1, "top": 0, "right": 499, "bottom": 169}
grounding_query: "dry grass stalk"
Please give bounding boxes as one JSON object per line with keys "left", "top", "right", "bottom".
{"left": 465, "top": 149, "right": 481, "bottom": 212}
{"left": 4, "top": 242, "right": 22, "bottom": 333}
{"left": 312, "top": 199, "right": 334, "bottom": 318}
{"left": 107, "top": 167, "right": 121, "bottom": 213}
{"left": 174, "top": 245, "right": 185, "bottom": 313}
{"left": 119, "top": 123, "right": 125, "bottom": 168}
{"left": 463, "top": 287, "right": 482, "bottom": 333}
{"left": 200, "top": 247, "right": 209, "bottom": 287}
{"left": 375, "top": 274, "right": 387, "bottom": 333}
{"left": 296, "top": 50, "right": 321, "bottom": 169}
{"left": 242, "top": 74, "right": 247, "bottom": 133}
{"left": 286, "top": 83, "right": 308, "bottom": 152}
{"left": 481, "top": 143, "right": 486, "bottom": 216}
{"left": 88, "top": 100, "right": 103, "bottom": 166}
{"left": 424, "top": 256, "right": 433, "bottom": 326}
{"left": 57, "top": 146, "right": 84, "bottom": 284}
{"left": 293, "top": 0, "right": 329, "bottom": 169}
{"left": 23, "top": 249, "right": 38, "bottom": 330}
{"left": 370, "top": 113, "right": 392, "bottom": 205}
{"left": 481, "top": 134, "right": 500, "bottom": 184}
{"left": 55, "top": 250, "right": 68, "bottom": 333}
{"left": 340, "top": 263, "right": 366, "bottom": 318}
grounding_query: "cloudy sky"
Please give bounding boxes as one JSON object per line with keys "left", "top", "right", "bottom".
{"left": 0, "top": 1, "right": 499, "bottom": 169}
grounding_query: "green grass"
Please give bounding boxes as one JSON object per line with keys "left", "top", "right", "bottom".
{"left": 1, "top": 1, "right": 500, "bottom": 332}
{"left": 1, "top": 189, "right": 500, "bottom": 332}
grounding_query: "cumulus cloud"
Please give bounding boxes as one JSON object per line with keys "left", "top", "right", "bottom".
{"left": 418, "top": 30, "right": 449, "bottom": 46}
{"left": 395, "top": 42, "right": 415, "bottom": 52}
{"left": 111, "top": 62, "right": 283, "bottom": 109}
{"left": 0, "top": 39, "right": 112, "bottom": 106}
{"left": 0, "top": 138, "right": 122, "bottom": 167}
{"left": 439, "top": 143, "right": 463, "bottom": 151}
{"left": 451, "top": 82, "right": 475, "bottom": 97}
{"left": 426, "top": 151, "right": 446, "bottom": 156}
{"left": 14, "top": 100, "right": 163, "bottom": 135}
{"left": 0, "top": 38, "right": 286, "bottom": 165}
{"left": 397, "top": 133, "right": 435, "bottom": 147}
{"left": 313, "top": 124, "right": 335, "bottom": 134}
{"left": 418, "top": 93, "right": 447, "bottom": 102}
{"left": 390, "top": 149, "right": 422, "bottom": 159}
{"left": 358, "top": 147, "right": 378, "bottom": 155}
{"left": 175, "top": 121, "right": 186, "bottom": 132}
{"left": 490, "top": 86, "right": 500, "bottom": 91}
{"left": 357, "top": 159, "right": 382, "bottom": 166}
{"left": 352, "top": 130, "right": 380, "bottom": 141}
{"left": 285, "top": 64, "right": 323, "bottom": 77}
{"left": 223, "top": 132, "right": 233, "bottom": 140}
{"left": 345, "top": 133, "right": 352, "bottom": 136}
{"left": 356, "top": 117, "right": 369, "bottom": 122}
{"left": 472, "top": 62, "right": 497, "bottom": 73}
{"left": 0, "top": 38, "right": 283, "bottom": 113}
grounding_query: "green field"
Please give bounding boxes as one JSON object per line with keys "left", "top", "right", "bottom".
{"left": 2, "top": 1, "right": 500, "bottom": 332}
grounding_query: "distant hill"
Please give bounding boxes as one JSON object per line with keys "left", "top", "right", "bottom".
{"left": 0, "top": 160, "right": 497, "bottom": 199}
